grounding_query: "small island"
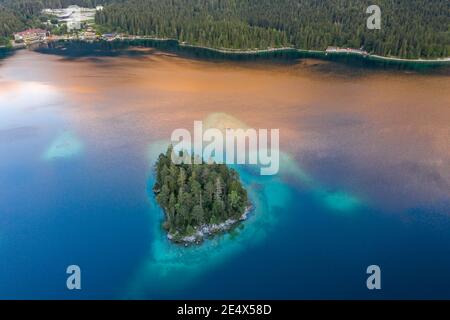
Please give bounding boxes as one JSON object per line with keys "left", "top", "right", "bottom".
{"left": 154, "top": 146, "right": 251, "bottom": 245}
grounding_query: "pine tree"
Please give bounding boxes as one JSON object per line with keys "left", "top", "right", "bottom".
{"left": 154, "top": 146, "right": 249, "bottom": 240}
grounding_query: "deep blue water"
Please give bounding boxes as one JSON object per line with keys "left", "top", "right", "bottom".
{"left": 0, "top": 48, "right": 449, "bottom": 299}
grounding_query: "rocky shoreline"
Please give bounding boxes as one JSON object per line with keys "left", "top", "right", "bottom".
{"left": 167, "top": 205, "right": 253, "bottom": 246}
{"left": 9, "top": 36, "right": 450, "bottom": 66}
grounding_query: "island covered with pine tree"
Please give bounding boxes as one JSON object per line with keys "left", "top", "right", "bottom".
{"left": 153, "top": 146, "right": 252, "bottom": 245}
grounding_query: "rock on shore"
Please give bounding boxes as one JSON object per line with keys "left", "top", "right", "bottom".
{"left": 167, "top": 205, "right": 253, "bottom": 245}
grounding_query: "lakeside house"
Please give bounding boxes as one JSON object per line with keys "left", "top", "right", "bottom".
{"left": 79, "top": 26, "right": 98, "bottom": 41}
{"left": 14, "top": 29, "right": 48, "bottom": 45}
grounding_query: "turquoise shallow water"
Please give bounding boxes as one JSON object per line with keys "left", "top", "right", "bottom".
{"left": 43, "top": 132, "right": 84, "bottom": 161}
{"left": 123, "top": 140, "right": 373, "bottom": 299}
{"left": 1, "top": 100, "right": 449, "bottom": 299}
{"left": 1, "top": 48, "right": 449, "bottom": 299}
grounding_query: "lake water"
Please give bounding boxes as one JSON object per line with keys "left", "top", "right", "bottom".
{"left": 0, "top": 46, "right": 449, "bottom": 299}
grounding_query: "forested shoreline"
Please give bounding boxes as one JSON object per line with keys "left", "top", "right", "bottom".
{"left": 95, "top": 0, "right": 450, "bottom": 59}
{"left": 1, "top": 0, "right": 449, "bottom": 58}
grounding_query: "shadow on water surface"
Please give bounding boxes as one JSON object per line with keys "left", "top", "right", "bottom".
{"left": 32, "top": 40, "right": 450, "bottom": 76}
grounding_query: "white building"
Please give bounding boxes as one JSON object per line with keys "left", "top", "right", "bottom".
{"left": 43, "top": 5, "right": 103, "bottom": 32}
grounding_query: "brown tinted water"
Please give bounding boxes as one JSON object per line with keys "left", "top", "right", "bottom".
{"left": 1, "top": 49, "right": 449, "bottom": 213}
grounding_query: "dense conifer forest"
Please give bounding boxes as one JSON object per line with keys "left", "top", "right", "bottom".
{"left": 154, "top": 146, "right": 249, "bottom": 241}
{"left": 1, "top": 0, "right": 449, "bottom": 58}
{"left": 95, "top": 0, "right": 450, "bottom": 58}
